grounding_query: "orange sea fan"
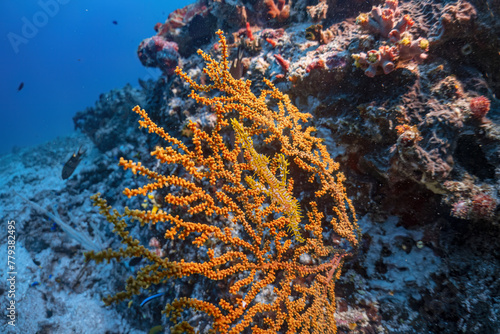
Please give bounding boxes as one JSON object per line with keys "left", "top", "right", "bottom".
{"left": 86, "top": 30, "right": 359, "bottom": 334}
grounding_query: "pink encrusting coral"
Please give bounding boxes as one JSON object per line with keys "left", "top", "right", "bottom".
{"left": 449, "top": 193, "right": 498, "bottom": 220}
{"left": 137, "top": 36, "right": 180, "bottom": 75}
{"left": 137, "top": 1, "right": 211, "bottom": 68}
{"left": 471, "top": 193, "right": 497, "bottom": 219}
{"left": 306, "top": 58, "right": 326, "bottom": 73}
{"left": 154, "top": 1, "right": 209, "bottom": 36}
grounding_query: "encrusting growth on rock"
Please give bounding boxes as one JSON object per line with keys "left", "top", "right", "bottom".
{"left": 86, "top": 30, "right": 359, "bottom": 333}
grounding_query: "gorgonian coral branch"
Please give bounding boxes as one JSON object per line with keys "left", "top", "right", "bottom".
{"left": 87, "top": 30, "right": 359, "bottom": 334}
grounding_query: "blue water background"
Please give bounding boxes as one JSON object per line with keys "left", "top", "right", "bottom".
{"left": 1, "top": 0, "right": 194, "bottom": 155}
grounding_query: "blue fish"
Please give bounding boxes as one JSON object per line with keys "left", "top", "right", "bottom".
{"left": 140, "top": 292, "right": 165, "bottom": 307}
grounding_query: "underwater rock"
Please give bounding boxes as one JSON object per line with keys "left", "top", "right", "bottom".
{"left": 73, "top": 84, "right": 147, "bottom": 152}
{"left": 137, "top": 36, "right": 180, "bottom": 75}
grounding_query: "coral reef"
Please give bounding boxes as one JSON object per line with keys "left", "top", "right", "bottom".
{"left": 83, "top": 0, "right": 499, "bottom": 332}
{"left": 4, "top": 0, "right": 500, "bottom": 333}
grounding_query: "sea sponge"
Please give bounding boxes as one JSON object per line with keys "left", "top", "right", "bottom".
{"left": 469, "top": 96, "right": 491, "bottom": 120}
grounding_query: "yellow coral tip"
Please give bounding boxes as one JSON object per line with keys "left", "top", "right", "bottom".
{"left": 419, "top": 39, "right": 429, "bottom": 50}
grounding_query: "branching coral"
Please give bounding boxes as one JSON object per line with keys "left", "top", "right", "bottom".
{"left": 86, "top": 30, "right": 359, "bottom": 333}
{"left": 352, "top": 0, "right": 429, "bottom": 77}
{"left": 264, "top": 0, "right": 290, "bottom": 22}
{"left": 352, "top": 45, "right": 399, "bottom": 77}
{"left": 355, "top": 0, "right": 411, "bottom": 39}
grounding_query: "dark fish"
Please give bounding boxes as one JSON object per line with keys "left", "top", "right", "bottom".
{"left": 17, "top": 82, "right": 24, "bottom": 92}
{"left": 129, "top": 257, "right": 142, "bottom": 266}
{"left": 112, "top": 20, "right": 118, "bottom": 25}
{"left": 62, "top": 146, "right": 85, "bottom": 180}
{"left": 229, "top": 46, "right": 244, "bottom": 80}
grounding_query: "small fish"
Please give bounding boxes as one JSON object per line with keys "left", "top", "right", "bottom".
{"left": 140, "top": 292, "right": 165, "bottom": 307}
{"left": 229, "top": 46, "right": 244, "bottom": 80}
{"left": 305, "top": 24, "right": 322, "bottom": 42}
{"left": 17, "top": 82, "right": 24, "bottom": 92}
{"left": 62, "top": 146, "right": 86, "bottom": 180}
{"left": 129, "top": 257, "right": 143, "bottom": 266}
{"left": 148, "top": 325, "right": 163, "bottom": 334}
{"left": 112, "top": 20, "right": 118, "bottom": 25}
